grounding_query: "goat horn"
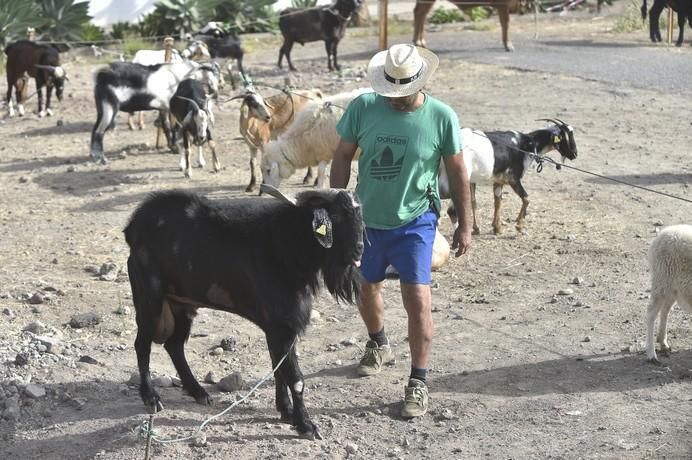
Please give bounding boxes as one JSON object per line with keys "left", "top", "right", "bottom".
{"left": 175, "top": 96, "right": 201, "bottom": 111}
{"left": 34, "top": 64, "right": 56, "bottom": 72}
{"left": 260, "top": 184, "right": 297, "bottom": 206}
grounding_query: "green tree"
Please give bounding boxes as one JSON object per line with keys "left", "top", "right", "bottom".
{"left": 0, "top": 0, "right": 41, "bottom": 47}
{"left": 36, "top": 0, "right": 93, "bottom": 42}
{"left": 204, "top": 0, "right": 277, "bottom": 34}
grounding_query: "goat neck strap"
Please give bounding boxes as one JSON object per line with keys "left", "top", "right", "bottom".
{"left": 270, "top": 92, "right": 296, "bottom": 132}
{"left": 279, "top": 144, "right": 296, "bottom": 168}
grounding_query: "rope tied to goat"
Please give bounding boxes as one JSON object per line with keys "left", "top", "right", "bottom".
{"left": 133, "top": 337, "right": 297, "bottom": 446}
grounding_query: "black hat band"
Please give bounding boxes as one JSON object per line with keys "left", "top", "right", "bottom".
{"left": 384, "top": 63, "right": 424, "bottom": 85}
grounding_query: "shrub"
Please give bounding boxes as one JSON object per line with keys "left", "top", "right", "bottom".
{"left": 430, "top": 7, "right": 463, "bottom": 24}
{"left": 613, "top": 0, "right": 646, "bottom": 33}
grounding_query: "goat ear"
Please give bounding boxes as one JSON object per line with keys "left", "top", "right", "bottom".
{"left": 312, "top": 208, "right": 333, "bottom": 248}
{"left": 260, "top": 184, "right": 296, "bottom": 205}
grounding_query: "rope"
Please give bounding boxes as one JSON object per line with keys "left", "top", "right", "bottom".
{"left": 526, "top": 153, "right": 692, "bottom": 204}
{"left": 134, "top": 337, "right": 297, "bottom": 445}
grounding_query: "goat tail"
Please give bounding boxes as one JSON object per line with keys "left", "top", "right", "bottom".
{"left": 640, "top": 0, "right": 648, "bottom": 20}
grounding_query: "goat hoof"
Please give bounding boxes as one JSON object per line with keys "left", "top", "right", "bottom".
{"left": 472, "top": 228, "right": 480, "bottom": 236}
{"left": 38, "top": 111, "right": 46, "bottom": 118}
{"left": 647, "top": 356, "right": 661, "bottom": 365}
{"left": 145, "top": 395, "right": 165, "bottom": 413}
{"left": 45, "top": 108, "right": 53, "bottom": 117}
{"left": 245, "top": 184, "right": 256, "bottom": 193}
{"left": 279, "top": 408, "right": 294, "bottom": 422}
{"left": 194, "top": 394, "right": 214, "bottom": 406}
{"left": 296, "top": 421, "right": 321, "bottom": 440}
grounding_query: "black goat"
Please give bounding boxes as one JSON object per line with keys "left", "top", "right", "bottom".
{"left": 4, "top": 40, "right": 67, "bottom": 118}
{"left": 278, "top": 0, "right": 362, "bottom": 71}
{"left": 190, "top": 22, "right": 245, "bottom": 75}
{"left": 440, "top": 119, "right": 578, "bottom": 235}
{"left": 641, "top": 0, "right": 692, "bottom": 46}
{"left": 170, "top": 79, "right": 219, "bottom": 177}
{"left": 124, "top": 185, "right": 364, "bottom": 440}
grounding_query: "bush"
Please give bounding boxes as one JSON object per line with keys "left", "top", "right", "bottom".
{"left": 82, "top": 23, "right": 105, "bottom": 42}
{"left": 613, "top": 0, "right": 645, "bottom": 33}
{"left": 468, "top": 6, "right": 490, "bottom": 22}
{"left": 430, "top": 8, "right": 463, "bottom": 24}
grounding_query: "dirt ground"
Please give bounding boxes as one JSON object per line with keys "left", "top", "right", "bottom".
{"left": 1, "top": 9, "right": 691, "bottom": 460}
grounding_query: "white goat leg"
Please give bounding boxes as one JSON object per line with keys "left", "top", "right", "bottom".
{"left": 196, "top": 145, "right": 206, "bottom": 168}
{"left": 179, "top": 147, "right": 187, "bottom": 171}
{"left": 17, "top": 103, "right": 25, "bottom": 117}
{"left": 184, "top": 147, "right": 192, "bottom": 178}
{"left": 316, "top": 160, "right": 328, "bottom": 188}
{"left": 8, "top": 99, "right": 15, "bottom": 117}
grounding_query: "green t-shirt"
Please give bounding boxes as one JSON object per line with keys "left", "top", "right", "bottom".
{"left": 336, "top": 92, "right": 461, "bottom": 229}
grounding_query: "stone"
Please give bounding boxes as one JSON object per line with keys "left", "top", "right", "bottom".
{"left": 220, "top": 336, "right": 236, "bottom": 351}
{"left": 25, "top": 384, "right": 46, "bottom": 399}
{"left": 217, "top": 372, "right": 244, "bottom": 392}
{"left": 69, "top": 312, "right": 101, "bottom": 328}
{"left": 79, "top": 355, "right": 99, "bottom": 365}
{"left": 23, "top": 320, "right": 46, "bottom": 334}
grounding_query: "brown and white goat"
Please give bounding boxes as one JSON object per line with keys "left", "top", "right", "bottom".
{"left": 413, "top": 0, "right": 520, "bottom": 52}
{"left": 232, "top": 87, "right": 323, "bottom": 192}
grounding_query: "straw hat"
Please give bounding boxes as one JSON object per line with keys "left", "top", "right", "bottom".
{"left": 367, "top": 44, "right": 439, "bottom": 97}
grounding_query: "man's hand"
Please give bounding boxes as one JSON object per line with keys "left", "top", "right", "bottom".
{"left": 451, "top": 225, "right": 472, "bottom": 257}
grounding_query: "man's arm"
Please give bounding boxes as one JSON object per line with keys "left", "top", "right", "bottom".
{"left": 442, "top": 151, "right": 473, "bottom": 256}
{"left": 330, "top": 138, "right": 359, "bottom": 188}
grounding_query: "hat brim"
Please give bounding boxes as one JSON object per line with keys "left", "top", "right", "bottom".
{"left": 367, "top": 46, "right": 439, "bottom": 97}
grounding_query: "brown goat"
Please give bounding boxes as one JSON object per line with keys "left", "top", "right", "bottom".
{"left": 234, "top": 88, "right": 323, "bottom": 192}
{"left": 413, "top": 0, "right": 520, "bottom": 52}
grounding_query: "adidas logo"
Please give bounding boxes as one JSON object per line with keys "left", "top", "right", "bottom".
{"left": 371, "top": 147, "right": 403, "bottom": 181}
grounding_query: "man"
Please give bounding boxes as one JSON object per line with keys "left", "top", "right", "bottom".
{"left": 330, "top": 43, "right": 473, "bottom": 418}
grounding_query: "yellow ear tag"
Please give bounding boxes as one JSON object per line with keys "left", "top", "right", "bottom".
{"left": 553, "top": 135, "right": 561, "bottom": 144}
{"left": 315, "top": 224, "right": 327, "bottom": 236}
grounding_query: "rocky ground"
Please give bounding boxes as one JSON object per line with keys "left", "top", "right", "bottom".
{"left": 1, "top": 7, "right": 691, "bottom": 460}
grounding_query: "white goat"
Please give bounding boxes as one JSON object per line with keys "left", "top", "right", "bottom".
{"left": 646, "top": 224, "right": 692, "bottom": 363}
{"left": 262, "top": 88, "right": 372, "bottom": 189}
{"left": 231, "top": 87, "right": 323, "bottom": 192}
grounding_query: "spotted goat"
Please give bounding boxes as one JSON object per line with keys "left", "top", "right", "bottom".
{"left": 124, "top": 185, "right": 363, "bottom": 440}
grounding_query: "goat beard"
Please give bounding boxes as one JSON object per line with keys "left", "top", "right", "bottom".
{"left": 322, "top": 262, "right": 362, "bottom": 304}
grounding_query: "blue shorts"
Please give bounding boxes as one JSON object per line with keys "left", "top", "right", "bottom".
{"left": 360, "top": 209, "right": 438, "bottom": 285}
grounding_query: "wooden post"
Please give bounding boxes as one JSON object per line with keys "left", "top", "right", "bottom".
{"left": 378, "top": 0, "right": 388, "bottom": 51}
{"left": 157, "top": 36, "right": 176, "bottom": 149}
{"left": 666, "top": 7, "right": 674, "bottom": 44}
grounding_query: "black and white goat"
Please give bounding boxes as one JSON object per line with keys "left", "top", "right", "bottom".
{"left": 439, "top": 119, "right": 578, "bottom": 235}
{"left": 89, "top": 60, "right": 219, "bottom": 164}
{"left": 124, "top": 185, "right": 364, "bottom": 440}
{"left": 278, "top": 0, "right": 362, "bottom": 71}
{"left": 169, "top": 79, "right": 218, "bottom": 178}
